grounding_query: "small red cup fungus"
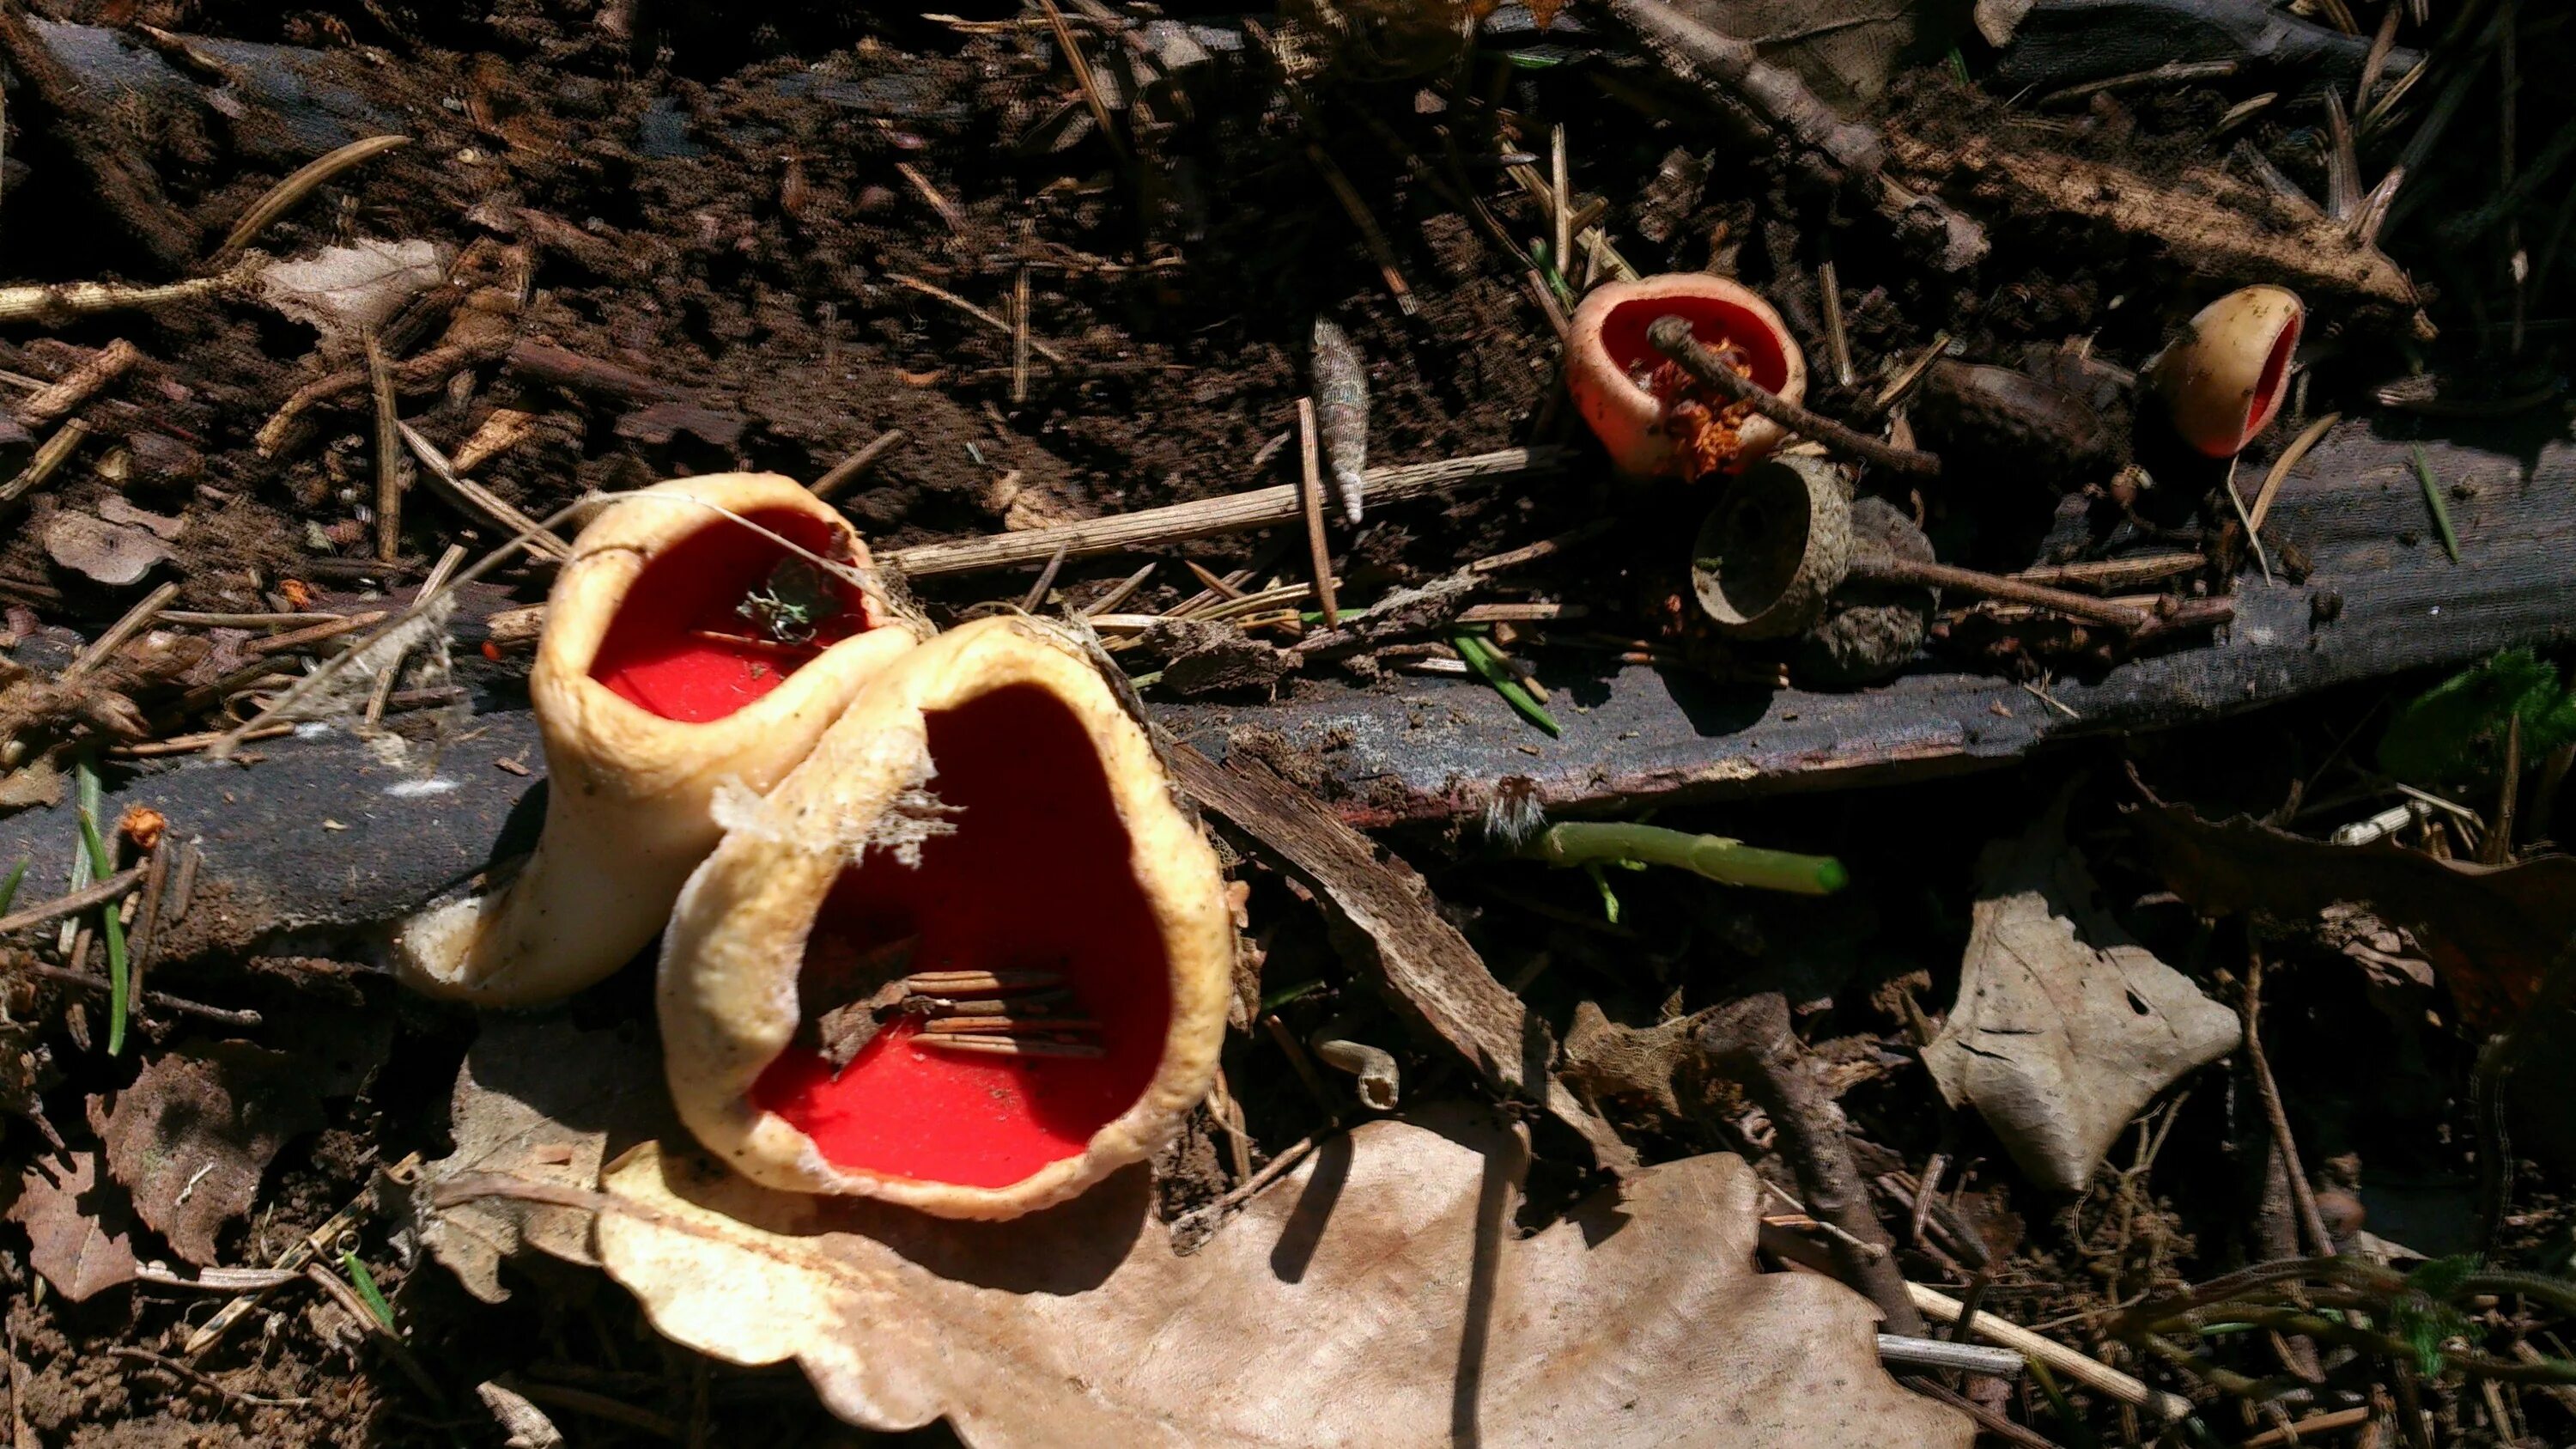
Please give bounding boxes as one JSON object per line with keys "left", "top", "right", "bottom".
{"left": 394, "top": 473, "right": 920, "bottom": 1006}
{"left": 2146, "top": 284, "right": 2304, "bottom": 458}
{"left": 659, "top": 616, "right": 1233, "bottom": 1219}
{"left": 1566, "top": 273, "right": 1806, "bottom": 480}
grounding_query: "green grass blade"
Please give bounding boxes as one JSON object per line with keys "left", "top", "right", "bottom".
{"left": 74, "top": 764, "right": 128, "bottom": 1057}
{"left": 1453, "top": 633, "right": 1562, "bottom": 737}
{"left": 0, "top": 856, "right": 27, "bottom": 916}
{"left": 339, "top": 1249, "right": 398, "bottom": 1331}
{"left": 2412, "top": 444, "right": 2461, "bottom": 563}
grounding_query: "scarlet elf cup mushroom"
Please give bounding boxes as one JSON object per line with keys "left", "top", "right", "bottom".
{"left": 2146, "top": 284, "right": 2305, "bottom": 458}
{"left": 1566, "top": 273, "right": 1806, "bottom": 480}
{"left": 658, "top": 616, "right": 1233, "bottom": 1219}
{"left": 394, "top": 474, "right": 920, "bottom": 1006}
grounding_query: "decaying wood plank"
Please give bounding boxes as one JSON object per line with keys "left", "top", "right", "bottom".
{"left": 1165, "top": 743, "right": 1638, "bottom": 1176}
{"left": 1883, "top": 127, "right": 2424, "bottom": 325}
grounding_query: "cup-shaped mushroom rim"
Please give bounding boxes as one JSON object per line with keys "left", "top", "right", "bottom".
{"left": 658, "top": 616, "right": 1235, "bottom": 1219}
{"left": 1568, "top": 273, "right": 1807, "bottom": 477}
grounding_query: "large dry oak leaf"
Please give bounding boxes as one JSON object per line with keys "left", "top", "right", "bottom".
{"left": 585, "top": 1114, "right": 1965, "bottom": 1447}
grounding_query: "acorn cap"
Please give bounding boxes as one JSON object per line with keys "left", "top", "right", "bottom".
{"left": 2147, "top": 284, "right": 2304, "bottom": 458}
{"left": 1691, "top": 454, "right": 1852, "bottom": 640}
{"left": 394, "top": 473, "right": 920, "bottom": 1006}
{"left": 659, "top": 616, "right": 1235, "bottom": 1220}
{"left": 1568, "top": 273, "right": 1806, "bottom": 479}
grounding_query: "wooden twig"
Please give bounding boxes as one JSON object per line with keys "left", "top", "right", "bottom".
{"left": 887, "top": 447, "right": 1567, "bottom": 577}
{"left": 1911, "top": 1284, "right": 2194, "bottom": 1419}
{"left": 257, "top": 338, "right": 512, "bottom": 456}
{"left": 62, "top": 581, "right": 180, "bottom": 684}
{"left": 0, "top": 869, "right": 143, "bottom": 938}
{"left": 368, "top": 545, "right": 465, "bottom": 727}
{"left": 1011, "top": 266, "right": 1033, "bottom": 406}
{"left": 2246, "top": 942, "right": 2336, "bottom": 1257}
{"left": 0, "top": 417, "right": 87, "bottom": 508}
{"left": 1550, "top": 124, "right": 1572, "bottom": 272}
{"left": 1080, "top": 563, "right": 1155, "bottom": 618}
{"left": 1039, "top": 0, "right": 1127, "bottom": 161}
{"left": 2008, "top": 553, "right": 2203, "bottom": 593}
{"left": 396, "top": 422, "right": 573, "bottom": 562}
{"left": 1649, "top": 317, "right": 1939, "bottom": 475}
{"left": 1297, "top": 397, "right": 1340, "bottom": 627}
{"left": 1307, "top": 144, "right": 1417, "bottom": 316}
{"left": 1698, "top": 993, "right": 1923, "bottom": 1336}
{"left": 811, "top": 429, "right": 908, "bottom": 501}
{"left": 1469, "top": 519, "right": 1616, "bottom": 574}
{"left": 367, "top": 335, "right": 404, "bottom": 562}
{"left": 895, "top": 161, "right": 969, "bottom": 234}
{"left": 1898, "top": 1377, "right": 2063, "bottom": 1449}
{"left": 1018, "top": 542, "right": 1071, "bottom": 613}
{"left": 247, "top": 612, "right": 387, "bottom": 658}
{"left": 2, "top": 953, "right": 257, "bottom": 1028}
{"left": 884, "top": 273, "right": 1069, "bottom": 366}
{"left": 0, "top": 274, "right": 238, "bottom": 329}
{"left": 1854, "top": 556, "right": 2155, "bottom": 630}
{"left": 21, "top": 338, "right": 140, "bottom": 427}
{"left": 216, "top": 135, "right": 410, "bottom": 259}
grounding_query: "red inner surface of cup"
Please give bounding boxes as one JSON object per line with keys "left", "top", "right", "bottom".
{"left": 1597, "top": 291, "right": 1791, "bottom": 394}
{"left": 2245, "top": 311, "right": 2301, "bottom": 439}
{"left": 750, "top": 684, "right": 1174, "bottom": 1190}
{"left": 589, "top": 508, "right": 871, "bottom": 722}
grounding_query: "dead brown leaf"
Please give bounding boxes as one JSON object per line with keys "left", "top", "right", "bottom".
{"left": 1169, "top": 745, "right": 1637, "bottom": 1174}
{"left": 1923, "top": 797, "right": 2239, "bottom": 1191}
{"left": 415, "top": 1014, "right": 665, "bottom": 1304}
{"left": 2132, "top": 800, "right": 2576, "bottom": 1032}
{"left": 426, "top": 1018, "right": 1965, "bottom": 1447}
{"left": 7, "top": 1150, "right": 139, "bottom": 1301}
{"left": 100, "top": 1041, "right": 325, "bottom": 1266}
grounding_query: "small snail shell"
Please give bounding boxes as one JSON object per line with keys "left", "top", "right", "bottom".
{"left": 1567, "top": 273, "right": 1805, "bottom": 478}
{"left": 2148, "top": 285, "right": 2304, "bottom": 458}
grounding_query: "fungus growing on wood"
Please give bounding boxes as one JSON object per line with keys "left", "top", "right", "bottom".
{"left": 395, "top": 473, "right": 918, "bottom": 1006}
{"left": 659, "top": 617, "right": 1232, "bottom": 1219}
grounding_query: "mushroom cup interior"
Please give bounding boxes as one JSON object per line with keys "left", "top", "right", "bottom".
{"left": 750, "top": 683, "right": 1175, "bottom": 1190}
{"left": 2245, "top": 311, "right": 2301, "bottom": 439}
{"left": 589, "top": 508, "right": 872, "bottom": 722}
{"left": 1598, "top": 291, "right": 1792, "bottom": 397}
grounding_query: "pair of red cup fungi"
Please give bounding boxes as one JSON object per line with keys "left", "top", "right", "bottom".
{"left": 398, "top": 476, "right": 1230, "bottom": 1219}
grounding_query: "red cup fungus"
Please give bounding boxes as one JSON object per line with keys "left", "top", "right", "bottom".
{"left": 393, "top": 473, "right": 920, "bottom": 1006}
{"left": 2146, "top": 284, "right": 2304, "bottom": 459}
{"left": 658, "top": 617, "right": 1233, "bottom": 1219}
{"left": 1566, "top": 272, "right": 1806, "bottom": 480}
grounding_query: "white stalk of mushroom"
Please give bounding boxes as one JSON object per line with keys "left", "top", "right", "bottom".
{"left": 657, "top": 616, "right": 1235, "bottom": 1220}
{"left": 394, "top": 473, "right": 920, "bottom": 1006}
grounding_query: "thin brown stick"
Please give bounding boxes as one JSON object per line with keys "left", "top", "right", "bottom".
{"left": 2242, "top": 1406, "right": 2372, "bottom": 1449}
{"left": 811, "top": 429, "right": 909, "bottom": 501}
{"left": 216, "top": 134, "right": 410, "bottom": 259}
{"left": 1550, "top": 124, "right": 1571, "bottom": 271}
{"left": 158, "top": 611, "right": 349, "bottom": 628}
{"left": 21, "top": 338, "right": 139, "bottom": 427}
{"left": 0, "top": 417, "right": 87, "bottom": 507}
{"left": 62, "top": 581, "right": 180, "bottom": 684}
{"left": 1184, "top": 559, "right": 1245, "bottom": 601}
{"left": 884, "top": 273, "right": 1069, "bottom": 366}
{"left": 255, "top": 337, "right": 511, "bottom": 457}
{"left": 914, "top": 1034, "right": 1104, "bottom": 1059}
{"left": 1174, "top": 1129, "right": 1327, "bottom": 1233}
{"left": 2251, "top": 413, "right": 2341, "bottom": 533}
{"left": 2009, "top": 552, "right": 2203, "bottom": 592}
{"left": 1455, "top": 602, "right": 1582, "bottom": 624}
{"left": 1647, "top": 317, "right": 1938, "bottom": 475}
{"left": 302, "top": 1263, "right": 446, "bottom": 1407}
{"left": 2485, "top": 713, "right": 2523, "bottom": 865}
{"left": 888, "top": 447, "right": 1566, "bottom": 577}
{"left": 2246, "top": 941, "right": 2337, "bottom": 1257}
{"left": 1816, "top": 259, "right": 1855, "bottom": 387}
{"left": 1470, "top": 519, "right": 1616, "bottom": 574}
{"left": 0, "top": 956, "right": 257, "bottom": 1027}
{"left": 1039, "top": 0, "right": 1128, "bottom": 162}
{"left": 367, "top": 334, "right": 403, "bottom": 563}
{"left": 397, "top": 423, "right": 573, "bottom": 562}
{"left": 0, "top": 273, "right": 236, "bottom": 329}
{"left": 0, "top": 869, "right": 143, "bottom": 938}
{"left": 248, "top": 612, "right": 389, "bottom": 658}
{"left": 368, "top": 545, "right": 465, "bottom": 727}
{"left": 894, "top": 161, "right": 969, "bottom": 234}
{"left": 126, "top": 842, "right": 169, "bottom": 1002}
{"left": 1297, "top": 398, "right": 1340, "bottom": 627}
{"left": 1018, "top": 541, "right": 1072, "bottom": 613}
{"left": 506, "top": 1379, "right": 684, "bottom": 1442}
{"left": 1080, "top": 563, "right": 1156, "bottom": 618}
{"left": 1307, "top": 143, "right": 1417, "bottom": 315}
{"left": 1011, "top": 265, "right": 1033, "bottom": 406}
{"left": 450, "top": 408, "right": 537, "bottom": 474}
{"left": 1851, "top": 556, "right": 2154, "bottom": 630}
{"left": 1898, "top": 1377, "right": 2063, "bottom": 1449}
